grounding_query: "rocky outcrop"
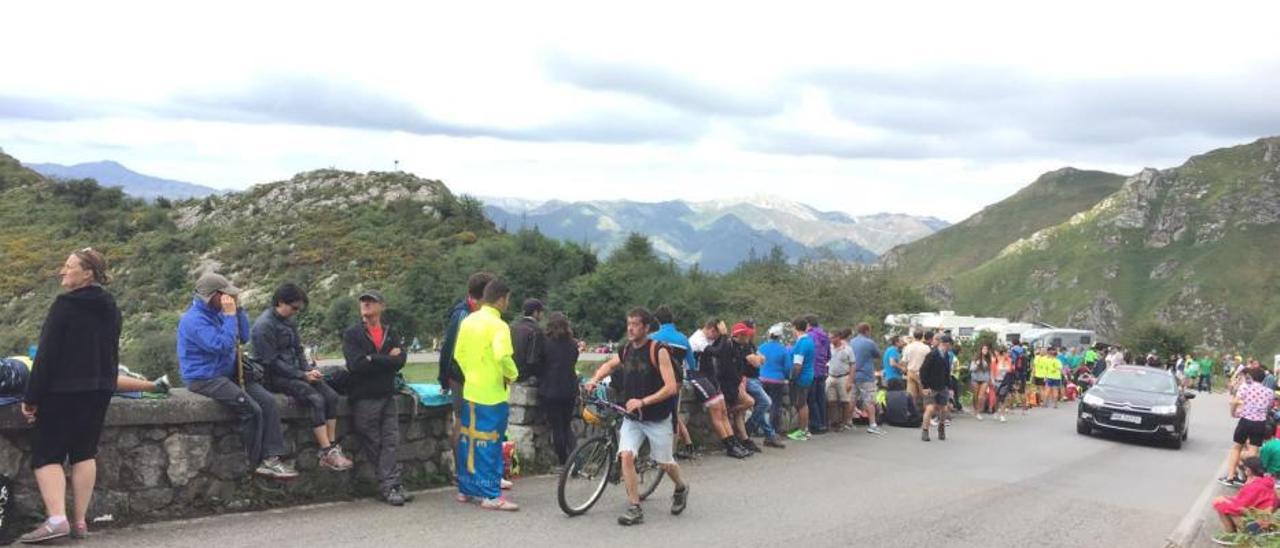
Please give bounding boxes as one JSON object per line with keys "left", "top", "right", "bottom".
{"left": 1067, "top": 293, "right": 1123, "bottom": 342}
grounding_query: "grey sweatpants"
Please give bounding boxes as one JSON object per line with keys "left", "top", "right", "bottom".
{"left": 352, "top": 397, "right": 401, "bottom": 491}
{"left": 187, "top": 376, "right": 286, "bottom": 465}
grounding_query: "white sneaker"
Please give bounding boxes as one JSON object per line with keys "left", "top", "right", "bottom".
{"left": 976, "top": 414, "right": 984, "bottom": 421}
{"left": 999, "top": 415, "right": 1007, "bottom": 423}
{"left": 867, "top": 426, "right": 885, "bottom": 435}
{"left": 500, "top": 478, "right": 513, "bottom": 490}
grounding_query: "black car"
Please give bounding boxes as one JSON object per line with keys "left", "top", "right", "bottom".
{"left": 1077, "top": 365, "right": 1195, "bottom": 449}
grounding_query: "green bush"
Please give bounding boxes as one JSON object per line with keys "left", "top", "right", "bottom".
{"left": 127, "top": 330, "right": 181, "bottom": 385}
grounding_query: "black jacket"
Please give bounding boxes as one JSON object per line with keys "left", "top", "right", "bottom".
{"left": 25, "top": 285, "right": 121, "bottom": 403}
{"left": 884, "top": 389, "right": 921, "bottom": 427}
{"left": 251, "top": 308, "right": 311, "bottom": 383}
{"left": 510, "top": 316, "right": 545, "bottom": 382}
{"left": 538, "top": 336, "right": 580, "bottom": 401}
{"left": 342, "top": 321, "right": 407, "bottom": 399}
{"left": 437, "top": 299, "right": 470, "bottom": 386}
{"left": 920, "top": 349, "right": 950, "bottom": 391}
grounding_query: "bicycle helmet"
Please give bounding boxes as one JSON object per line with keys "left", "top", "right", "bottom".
{"left": 582, "top": 405, "right": 604, "bottom": 426}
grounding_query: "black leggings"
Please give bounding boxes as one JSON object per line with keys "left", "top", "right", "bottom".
{"left": 541, "top": 397, "right": 577, "bottom": 465}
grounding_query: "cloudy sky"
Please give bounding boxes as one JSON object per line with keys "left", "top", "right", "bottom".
{"left": 2, "top": 1, "right": 1278, "bottom": 221}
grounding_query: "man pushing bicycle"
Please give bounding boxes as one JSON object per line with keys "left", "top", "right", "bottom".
{"left": 586, "top": 307, "right": 691, "bottom": 526}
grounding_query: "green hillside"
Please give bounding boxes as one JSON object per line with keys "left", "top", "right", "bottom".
{"left": 901, "top": 137, "right": 1280, "bottom": 355}
{"left": 882, "top": 168, "right": 1126, "bottom": 286}
{"left": 0, "top": 149, "right": 928, "bottom": 383}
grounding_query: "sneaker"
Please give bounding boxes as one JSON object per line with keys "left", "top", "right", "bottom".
{"left": 153, "top": 374, "right": 171, "bottom": 394}
{"left": 618, "top": 504, "right": 644, "bottom": 526}
{"left": 255, "top": 457, "right": 299, "bottom": 479}
{"left": 382, "top": 487, "right": 405, "bottom": 507}
{"left": 867, "top": 426, "right": 886, "bottom": 435}
{"left": 921, "top": 429, "right": 930, "bottom": 442}
{"left": 787, "top": 430, "right": 807, "bottom": 441}
{"left": 999, "top": 415, "right": 1007, "bottom": 423}
{"left": 1218, "top": 476, "right": 1245, "bottom": 488}
{"left": 674, "top": 444, "right": 695, "bottom": 460}
{"left": 319, "top": 446, "right": 353, "bottom": 471}
{"left": 740, "top": 439, "right": 762, "bottom": 453}
{"left": 671, "top": 485, "right": 689, "bottom": 515}
{"left": 811, "top": 428, "right": 829, "bottom": 435}
{"left": 976, "top": 414, "right": 984, "bottom": 421}
{"left": 480, "top": 497, "right": 520, "bottom": 511}
{"left": 764, "top": 437, "right": 787, "bottom": 449}
{"left": 19, "top": 519, "right": 69, "bottom": 544}
{"left": 726, "top": 443, "right": 751, "bottom": 459}
{"left": 1211, "top": 532, "right": 1239, "bottom": 546}
{"left": 394, "top": 485, "right": 415, "bottom": 503}
{"left": 501, "top": 478, "right": 514, "bottom": 490}
{"left": 939, "top": 423, "right": 947, "bottom": 441}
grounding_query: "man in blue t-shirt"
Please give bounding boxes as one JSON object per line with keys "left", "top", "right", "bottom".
{"left": 849, "top": 323, "right": 885, "bottom": 435}
{"left": 757, "top": 325, "right": 790, "bottom": 449}
{"left": 883, "top": 335, "right": 904, "bottom": 383}
{"left": 788, "top": 317, "right": 816, "bottom": 441}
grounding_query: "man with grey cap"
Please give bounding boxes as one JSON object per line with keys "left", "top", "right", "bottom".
{"left": 178, "top": 272, "right": 297, "bottom": 479}
{"left": 341, "top": 289, "right": 411, "bottom": 506}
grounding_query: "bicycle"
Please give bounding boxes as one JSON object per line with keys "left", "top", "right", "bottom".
{"left": 557, "top": 391, "right": 666, "bottom": 516}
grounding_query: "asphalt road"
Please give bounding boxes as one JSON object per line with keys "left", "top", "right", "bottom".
{"left": 87, "top": 392, "right": 1234, "bottom": 548}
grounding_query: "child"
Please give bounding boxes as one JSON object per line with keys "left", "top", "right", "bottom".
{"left": 1212, "top": 456, "right": 1276, "bottom": 545}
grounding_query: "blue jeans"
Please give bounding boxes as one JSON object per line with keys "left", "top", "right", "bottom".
{"left": 744, "top": 378, "right": 777, "bottom": 439}
{"left": 809, "top": 375, "right": 829, "bottom": 431}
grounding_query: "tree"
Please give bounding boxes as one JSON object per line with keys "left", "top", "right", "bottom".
{"left": 1123, "top": 322, "right": 1193, "bottom": 359}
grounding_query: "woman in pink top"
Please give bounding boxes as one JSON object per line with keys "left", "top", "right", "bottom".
{"left": 1212, "top": 456, "right": 1276, "bottom": 545}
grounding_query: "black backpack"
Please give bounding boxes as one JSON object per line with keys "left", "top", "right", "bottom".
{"left": 621, "top": 341, "right": 685, "bottom": 384}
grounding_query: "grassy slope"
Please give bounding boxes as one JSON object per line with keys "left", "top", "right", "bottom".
{"left": 945, "top": 138, "right": 1280, "bottom": 354}
{"left": 885, "top": 168, "right": 1127, "bottom": 285}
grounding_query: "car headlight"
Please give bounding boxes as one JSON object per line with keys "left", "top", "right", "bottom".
{"left": 1082, "top": 393, "right": 1104, "bottom": 407}
{"left": 1152, "top": 405, "right": 1177, "bottom": 415}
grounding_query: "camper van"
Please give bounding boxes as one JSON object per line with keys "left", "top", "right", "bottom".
{"left": 1019, "top": 328, "right": 1095, "bottom": 350}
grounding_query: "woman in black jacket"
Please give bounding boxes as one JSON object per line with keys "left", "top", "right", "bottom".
{"left": 20, "top": 248, "right": 121, "bottom": 543}
{"left": 539, "top": 312, "right": 581, "bottom": 466}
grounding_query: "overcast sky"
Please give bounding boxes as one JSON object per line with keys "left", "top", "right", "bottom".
{"left": 2, "top": 1, "right": 1278, "bottom": 221}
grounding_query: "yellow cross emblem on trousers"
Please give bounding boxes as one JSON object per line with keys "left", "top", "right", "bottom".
{"left": 461, "top": 402, "right": 500, "bottom": 474}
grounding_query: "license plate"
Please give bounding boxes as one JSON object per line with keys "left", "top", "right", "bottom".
{"left": 1111, "top": 413, "right": 1142, "bottom": 424}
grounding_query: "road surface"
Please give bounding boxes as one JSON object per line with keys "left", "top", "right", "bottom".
{"left": 87, "top": 392, "right": 1234, "bottom": 548}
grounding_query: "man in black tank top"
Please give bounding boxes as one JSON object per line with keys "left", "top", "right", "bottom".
{"left": 586, "top": 307, "right": 691, "bottom": 527}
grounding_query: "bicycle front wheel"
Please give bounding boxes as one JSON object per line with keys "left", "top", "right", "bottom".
{"left": 557, "top": 436, "right": 614, "bottom": 516}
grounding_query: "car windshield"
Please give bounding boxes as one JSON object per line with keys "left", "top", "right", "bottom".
{"left": 1098, "top": 369, "right": 1178, "bottom": 394}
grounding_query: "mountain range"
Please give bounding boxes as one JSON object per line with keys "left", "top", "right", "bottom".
{"left": 25, "top": 160, "right": 220, "bottom": 200}
{"left": 483, "top": 196, "right": 949, "bottom": 272}
{"left": 884, "top": 136, "right": 1280, "bottom": 353}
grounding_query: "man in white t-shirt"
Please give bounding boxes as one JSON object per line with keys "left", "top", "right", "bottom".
{"left": 900, "top": 330, "right": 931, "bottom": 409}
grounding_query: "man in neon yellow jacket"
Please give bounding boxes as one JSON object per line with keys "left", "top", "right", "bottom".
{"left": 453, "top": 278, "right": 520, "bottom": 511}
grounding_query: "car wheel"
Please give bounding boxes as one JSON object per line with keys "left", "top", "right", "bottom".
{"left": 1168, "top": 435, "right": 1183, "bottom": 450}
{"left": 1076, "top": 419, "right": 1091, "bottom": 435}
{"left": 1182, "top": 423, "right": 1189, "bottom": 441}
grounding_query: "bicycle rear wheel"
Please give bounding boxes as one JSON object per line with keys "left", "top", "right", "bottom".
{"left": 557, "top": 436, "right": 613, "bottom": 516}
{"left": 636, "top": 438, "right": 666, "bottom": 501}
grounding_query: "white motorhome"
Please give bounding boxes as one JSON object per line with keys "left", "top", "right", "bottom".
{"left": 1019, "top": 328, "right": 1096, "bottom": 351}
{"left": 884, "top": 311, "right": 1013, "bottom": 341}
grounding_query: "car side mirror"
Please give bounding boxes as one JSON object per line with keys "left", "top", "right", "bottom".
{"left": 1184, "top": 392, "right": 1197, "bottom": 399}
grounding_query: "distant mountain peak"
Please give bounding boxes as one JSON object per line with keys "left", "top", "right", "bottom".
{"left": 25, "top": 160, "right": 220, "bottom": 201}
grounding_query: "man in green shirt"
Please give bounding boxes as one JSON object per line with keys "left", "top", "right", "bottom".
{"left": 1197, "top": 357, "right": 1214, "bottom": 392}
{"left": 1261, "top": 438, "right": 1280, "bottom": 476}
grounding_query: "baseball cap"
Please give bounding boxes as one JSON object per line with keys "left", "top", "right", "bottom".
{"left": 195, "top": 272, "right": 240, "bottom": 300}
{"left": 358, "top": 290, "right": 386, "bottom": 303}
{"left": 731, "top": 322, "right": 755, "bottom": 338}
{"left": 767, "top": 324, "right": 785, "bottom": 339}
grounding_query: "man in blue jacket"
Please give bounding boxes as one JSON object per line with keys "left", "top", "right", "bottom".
{"left": 438, "top": 272, "right": 494, "bottom": 452}
{"left": 179, "top": 272, "right": 296, "bottom": 479}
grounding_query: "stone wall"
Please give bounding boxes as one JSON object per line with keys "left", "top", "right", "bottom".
{"left": 0, "top": 390, "right": 451, "bottom": 526}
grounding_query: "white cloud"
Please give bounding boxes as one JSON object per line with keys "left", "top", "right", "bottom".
{"left": 2, "top": 0, "right": 1279, "bottom": 222}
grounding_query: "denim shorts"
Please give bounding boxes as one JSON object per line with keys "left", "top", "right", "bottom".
{"left": 619, "top": 417, "right": 675, "bottom": 464}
